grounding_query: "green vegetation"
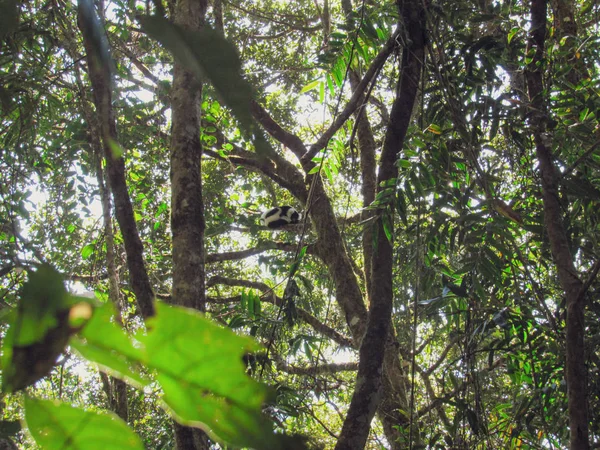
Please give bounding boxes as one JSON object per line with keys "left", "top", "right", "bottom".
{"left": 0, "top": 0, "right": 599, "bottom": 448}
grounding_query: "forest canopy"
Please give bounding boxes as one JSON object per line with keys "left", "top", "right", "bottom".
{"left": 0, "top": 0, "right": 599, "bottom": 449}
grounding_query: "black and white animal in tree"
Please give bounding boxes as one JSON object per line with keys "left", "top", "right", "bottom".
{"left": 261, "top": 206, "right": 301, "bottom": 228}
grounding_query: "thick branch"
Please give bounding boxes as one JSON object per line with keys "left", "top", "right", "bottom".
{"left": 250, "top": 100, "right": 308, "bottom": 161}
{"left": 335, "top": 1, "right": 425, "bottom": 448}
{"left": 206, "top": 242, "right": 318, "bottom": 263}
{"left": 275, "top": 359, "right": 358, "bottom": 376}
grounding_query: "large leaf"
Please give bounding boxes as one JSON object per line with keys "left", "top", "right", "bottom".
{"left": 139, "top": 15, "right": 276, "bottom": 158}
{"left": 140, "top": 302, "right": 278, "bottom": 448}
{"left": 70, "top": 301, "right": 283, "bottom": 448}
{"left": 12, "top": 264, "right": 69, "bottom": 344}
{"left": 24, "top": 397, "right": 144, "bottom": 450}
{"left": 70, "top": 303, "right": 148, "bottom": 388}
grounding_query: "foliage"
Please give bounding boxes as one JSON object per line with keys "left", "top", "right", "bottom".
{"left": 24, "top": 397, "right": 144, "bottom": 450}
{"left": 1, "top": 0, "right": 600, "bottom": 448}
{"left": 3, "top": 266, "right": 281, "bottom": 449}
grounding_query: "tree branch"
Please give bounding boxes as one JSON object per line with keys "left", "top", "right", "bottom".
{"left": 335, "top": 1, "right": 424, "bottom": 447}
{"left": 206, "top": 242, "right": 318, "bottom": 263}
{"left": 206, "top": 276, "right": 353, "bottom": 347}
{"left": 524, "top": 0, "right": 589, "bottom": 447}
{"left": 302, "top": 28, "right": 400, "bottom": 165}
{"left": 274, "top": 356, "right": 358, "bottom": 376}
{"left": 250, "top": 100, "right": 308, "bottom": 161}
{"left": 78, "top": 0, "right": 155, "bottom": 319}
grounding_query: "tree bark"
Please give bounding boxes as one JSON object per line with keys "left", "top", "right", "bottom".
{"left": 250, "top": 65, "right": 412, "bottom": 449}
{"left": 524, "top": 0, "right": 589, "bottom": 448}
{"left": 341, "top": 0, "right": 377, "bottom": 301}
{"left": 335, "top": 0, "right": 425, "bottom": 448}
{"left": 67, "top": 4, "right": 130, "bottom": 423}
{"left": 170, "top": 0, "right": 208, "bottom": 313}
{"left": 77, "top": 0, "right": 155, "bottom": 319}
{"left": 96, "top": 140, "right": 129, "bottom": 422}
{"left": 168, "top": 0, "right": 211, "bottom": 448}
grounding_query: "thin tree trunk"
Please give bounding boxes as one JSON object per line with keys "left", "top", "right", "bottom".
{"left": 340, "top": 4, "right": 408, "bottom": 446}
{"left": 65, "top": 6, "right": 131, "bottom": 422}
{"left": 335, "top": 0, "right": 425, "bottom": 448}
{"left": 524, "top": 0, "right": 589, "bottom": 448}
{"left": 77, "top": 0, "right": 155, "bottom": 319}
{"left": 170, "top": 0, "right": 208, "bottom": 313}
{"left": 95, "top": 142, "right": 129, "bottom": 422}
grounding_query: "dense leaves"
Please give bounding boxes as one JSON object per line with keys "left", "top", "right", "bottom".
{"left": 1, "top": 0, "right": 599, "bottom": 448}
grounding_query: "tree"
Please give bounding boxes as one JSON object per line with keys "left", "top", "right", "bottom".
{"left": 0, "top": 0, "right": 599, "bottom": 448}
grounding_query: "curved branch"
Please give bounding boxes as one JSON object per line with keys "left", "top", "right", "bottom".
{"left": 206, "top": 276, "right": 353, "bottom": 347}
{"left": 78, "top": 0, "right": 155, "bottom": 319}
{"left": 202, "top": 124, "right": 308, "bottom": 201}
{"left": 250, "top": 100, "right": 308, "bottom": 161}
{"left": 302, "top": 28, "right": 400, "bottom": 165}
{"left": 203, "top": 124, "right": 307, "bottom": 199}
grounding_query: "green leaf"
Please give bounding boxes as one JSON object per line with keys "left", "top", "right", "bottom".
{"left": 24, "top": 397, "right": 144, "bottom": 450}
{"left": 70, "top": 303, "right": 148, "bottom": 388}
{"left": 323, "top": 164, "right": 333, "bottom": 184}
{"left": 13, "top": 265, "right": 68, "bottom": 345}
{"left": 141, "top": 303, "right": 277, "bottom": 449}
{"left": 325, "top": 73, "right": 334, "bottom": 98}
{"left": 382, "top": 214, "right": 393, "bottom": 242}
{"left": 507, "top": 27, "right": 520, "bottom": 44}
{"left": 107, "top": 138, "right": 124, "bottom": 159}
{"left": 81, "top": 243, "right": 95, "bottom": 260}
{"left": 427, "top": 123, "right": 442, "bottom": 134}
{"left": 139, "top": 15, "right": 275, "bottom": 159}
{"left": 411, "top": 136, "right": 426, "bottom": 148}
{"left": 288, "top": 246, "right": 307, "bottom": 278}
{"left": 253, "top": 293, "right": 261, "bottom": 316}
{"left": 247, "top": 292, "right": 255, "bottom": 318}
{"left": 300, "top": 79, "right": 320, "bottom": 94}
{"left": 396, "top": 190, "right": 408, "bottom": 226}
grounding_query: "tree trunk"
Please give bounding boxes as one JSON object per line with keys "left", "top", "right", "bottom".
{"left": 169, "top": 0, "right": 210, "bottom": 448}
{"left": 69, "top": 9, "right": 131, "bottom": 422}
{"left": 524, "top": 0, "right": 589, "bottom": 448}
{"left": 170, "top": 0, "right": 208, "bottom": 313}
{"left": 335, "top": 0, "right": 425, "bottom": 448}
